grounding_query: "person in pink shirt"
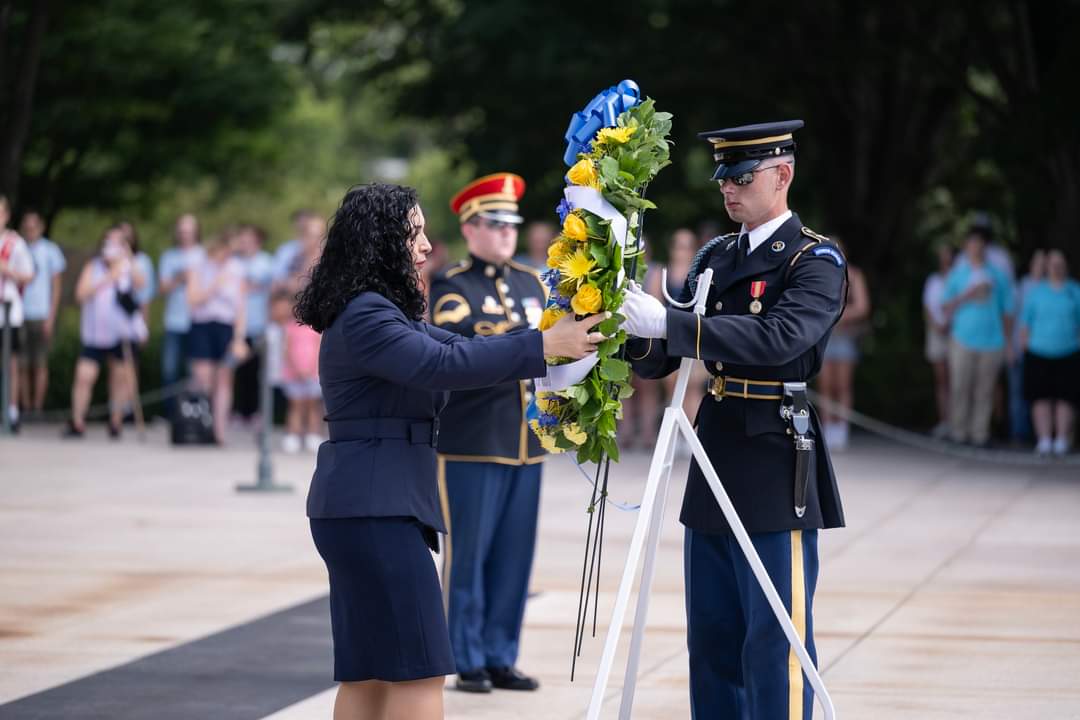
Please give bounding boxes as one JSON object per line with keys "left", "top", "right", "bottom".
{"left": 272, "top": 290, "right": 323, "bottom": 453}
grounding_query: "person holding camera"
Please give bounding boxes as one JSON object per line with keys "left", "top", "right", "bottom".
{"left": 65, "top": 225, "right": 147, "bottom": 438}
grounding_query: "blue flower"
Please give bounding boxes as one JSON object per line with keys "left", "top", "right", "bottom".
{"left": 538, "top": 411, "right": 560, "bottom": 428}
{"left": 541, "top": 268, "right": 561, "bottom": 289}
{"left": 553, "top": 293, "right": 571, "bottom": 310}
{"left": 556, "top": 198, "right": 573, "bottom": 223}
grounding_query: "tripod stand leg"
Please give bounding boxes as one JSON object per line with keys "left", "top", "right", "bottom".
{"left": 618, "top": 417, "right": 681, "bottom": 719}
{"left": 674, "top": 411, "right": 837, "bottom": 720}
{"left": 586, "top": 408, "right": 678, "bottom": 720}
{"left": 120, "top": 339, "right": 146, "bottom": 441}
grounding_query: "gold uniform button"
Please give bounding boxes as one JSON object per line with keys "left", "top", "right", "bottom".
{"left": 484, "top": 266, "right": 496, "bottom": 278}
{"left": 715, "top": 362, "right": 723, "bottom": 372}
{"left": 714, "top": 301, "right": 723, "bottom": 311}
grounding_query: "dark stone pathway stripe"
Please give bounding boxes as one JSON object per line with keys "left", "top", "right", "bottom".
{"left": 0, "top": 595, "right": 334, "bottom": 720}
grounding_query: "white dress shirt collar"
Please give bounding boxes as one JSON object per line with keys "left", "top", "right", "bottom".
{"left": 740, "top": 210, "right": 793, "bottom": 255}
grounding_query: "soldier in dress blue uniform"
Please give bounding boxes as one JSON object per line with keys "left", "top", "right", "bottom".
{"left": 620, "top": 121, "right": 847, "bottom": 720}
{"left": 430, "top": 173, "right": 547, "bottom": 693}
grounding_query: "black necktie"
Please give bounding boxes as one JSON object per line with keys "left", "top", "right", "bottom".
{"left": 735, "top": 233, "right": 748, "bottom": 267}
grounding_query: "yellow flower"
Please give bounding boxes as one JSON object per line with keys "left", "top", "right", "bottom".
{"left": 535, "top": 392, "right": 559, "bottom": 414}
{"left": 536, "top": 430, "right": 561, "bottom": 453}
{"left": 563, "top": 213, "right": 588, "bottom": 242}
{"left": 563, "top": 423, "right": 588, "bottom": 446}
{"left": 546, "top": 241, "right": 572, "bottom": 269}
{"left": 558, "top": 248, "right": 597, "bottom": 288}
{"left": 596, "top": 126, "right": 636, "bottom": 145}
{"left": 571, "top": 283, "right": 603, "bottom": 314}
{"left": 539, "top": 306, "right": 566, "bottom": 331}
{"left": 567, "top": 158, "right": 598, "bottom": 188}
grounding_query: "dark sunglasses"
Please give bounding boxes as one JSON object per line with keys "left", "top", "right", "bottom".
{"left": 717, "top": 165, "right": 782, "bottom": 187}
{"left": 476, "top": 218, "right": 516, "bottom": 231}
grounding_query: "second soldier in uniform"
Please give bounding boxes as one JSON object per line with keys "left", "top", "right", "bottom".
{"left": 430, "top": 173, "right": 546, "bottom": 694}
{"left": 621, "top": 121, "right": 847, "bottom": 720}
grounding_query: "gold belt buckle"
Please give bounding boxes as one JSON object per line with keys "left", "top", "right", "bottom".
{"left": 711, "top": 375, "right": 725, "bottom": 401}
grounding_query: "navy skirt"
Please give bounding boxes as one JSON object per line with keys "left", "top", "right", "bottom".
{"left": 310, "top": 516, "right": 455, "bottom": 682}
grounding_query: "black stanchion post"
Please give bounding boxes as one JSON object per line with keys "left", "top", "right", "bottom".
{"left": 237, "top": 334, "right": 292, "bottom": 493}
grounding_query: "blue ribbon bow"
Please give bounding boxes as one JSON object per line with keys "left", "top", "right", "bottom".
{"left": 562, "top": 79, "right": 641, "bottom": 166}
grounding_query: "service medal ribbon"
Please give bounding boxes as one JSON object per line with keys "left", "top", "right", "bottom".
{"left": 749, "top": 280, "right": 766, "bottom": 314}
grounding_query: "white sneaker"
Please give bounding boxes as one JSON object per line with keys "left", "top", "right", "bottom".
{"left": 1035, "top": 437, "right": 1053, "bottom": 456}
{"left": 304, "top": 433, "right": 324, "bottom": 453}
{"left": 1052, "top": 437, "right": 1069, "bottom": 456}
{"left": 282, "top": 433, "right": 302, "bottom": 454}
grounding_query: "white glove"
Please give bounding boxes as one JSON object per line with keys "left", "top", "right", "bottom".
{"left": 621, "top": 282, "right": 668, "bottom": 338}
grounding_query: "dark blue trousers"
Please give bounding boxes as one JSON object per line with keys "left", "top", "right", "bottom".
{"left": 441, "top": 459, "right": 541, "bottom": 673}
{"left": 684, "top": 527, "right": 819, "bottom": 720}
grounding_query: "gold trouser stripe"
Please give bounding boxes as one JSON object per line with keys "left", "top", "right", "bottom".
{"left": 788, "top": 530, "right": 806, "bottom": 720}
{"left": 709, "top": 132, "right": 793, "bottom": 150}
{"left": 695, "top": 315, "right": 702, "bottom": 360}
{"left": 437, "top": 456, "right": 452, "bottom": 615}
{"left": 628, "top": 337, "right": 652, "bottom": 360}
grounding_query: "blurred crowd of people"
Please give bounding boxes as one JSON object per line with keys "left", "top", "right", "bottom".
{"left": 0, "top": 198, "right": 327, "bottom": 451}
{"left": 2, "top": 195, "right": 1075, "bottom": 458}
{"left": 923, "top": 224, "right": 1079, "bottom": 456}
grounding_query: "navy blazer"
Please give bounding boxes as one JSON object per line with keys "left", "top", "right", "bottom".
{"left": 306, "top": 292, "right": 547, "bottom": 539}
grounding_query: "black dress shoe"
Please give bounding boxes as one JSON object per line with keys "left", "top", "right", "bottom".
{"left": 486, "top": 666, "right": 539, "bottom": 691}
{"left": 455, "top": 669, "right": 493, "bottom": 693}
{"left": 62, "top": 421, "right": 84, "bottom": 438}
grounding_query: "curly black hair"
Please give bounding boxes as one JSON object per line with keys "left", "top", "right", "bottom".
{"left": 295, "top": 184, "right": 425, "bottom": 332}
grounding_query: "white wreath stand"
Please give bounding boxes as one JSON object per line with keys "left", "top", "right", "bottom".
{"left": 585, "top": 267, "right": 837, "bottom": 719}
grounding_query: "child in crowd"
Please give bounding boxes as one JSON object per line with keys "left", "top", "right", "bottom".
{"left": 270, "top": 289, "right": 323, "bottom": 453}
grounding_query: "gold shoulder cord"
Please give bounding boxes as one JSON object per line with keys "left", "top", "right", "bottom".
{"left": 695, "top": 315, "right": 702, "bottom": 360}
{"left": 432, "top": 293, "right": 471, "bottom": 325}
{"left": 628, "top": 338, "right": 653, "bottom": 360}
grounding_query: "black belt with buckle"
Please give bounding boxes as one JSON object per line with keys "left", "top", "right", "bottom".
{"left": 708, "top": 376, "right": 785, "bottom": 401}
{"left": 327, "top": 417, "right": 440, "bottom": 446}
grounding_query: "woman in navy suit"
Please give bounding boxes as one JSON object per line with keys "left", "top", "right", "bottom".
{"left": 294, "top": 184, "right": 605, "bottom": 720}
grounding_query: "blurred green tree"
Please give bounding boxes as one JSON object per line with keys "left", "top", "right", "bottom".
{"left": 1, "top": 0, "right": 292, "bottom": 222}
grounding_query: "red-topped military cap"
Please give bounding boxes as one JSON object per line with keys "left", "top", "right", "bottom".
{"left": 450, "top": 172, "right": 526, "bottom": 224}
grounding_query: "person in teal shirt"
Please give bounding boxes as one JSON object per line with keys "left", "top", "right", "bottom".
{"left": 1020, "top": 249, "right": 1080, "bottom": 456}
{"left": 942, "top": 228, "right": 1015, "bottom": 445}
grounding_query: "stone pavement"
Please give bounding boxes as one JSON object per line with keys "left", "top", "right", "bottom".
{"left": 1, "top": 422, "right": 1079, "bottom": 718}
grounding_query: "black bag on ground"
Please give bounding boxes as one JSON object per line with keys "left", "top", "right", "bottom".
{"left": 170, "top": 391, "right": 216, "bottom": 445}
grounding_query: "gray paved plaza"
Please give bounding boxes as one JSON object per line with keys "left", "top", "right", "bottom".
{"left": 1, "top": 423, "right": 1078, "bottom": 718}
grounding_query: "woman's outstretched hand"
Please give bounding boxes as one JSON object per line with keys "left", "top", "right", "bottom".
{"left": 541, "top": 312, "right": 610, "bottom": 359}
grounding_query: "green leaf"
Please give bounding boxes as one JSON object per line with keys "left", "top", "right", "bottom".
{"left": 618, "top": 383, "right": 636, "bottom": 399}
{"left": 597, "top": 411, "right": 617, "bottom": 436}
{"left": 598, "top": 317, "right": 621, "bottom": 336}
{"left": 600, "top": 358, "right": 630, "bottom": 382}
{"left": 600, "top": 156, "right": 620, "bottom": 183}
{"left": 589, "top": 242, "right": 610, "bottom": 268}
{"left": 601, "top": 435, "right": 621, "bottom": 462}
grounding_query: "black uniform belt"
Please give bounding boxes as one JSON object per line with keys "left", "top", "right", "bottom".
{"left": 708, "top": 376, "right": 785, "bottom": 400}
{"left": 327, "top": 417, "right": 440, "bottom": 446}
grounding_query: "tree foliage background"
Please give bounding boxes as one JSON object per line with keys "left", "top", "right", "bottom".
{"left": 1, "top": 0, "right": 1076, "bottom": 425}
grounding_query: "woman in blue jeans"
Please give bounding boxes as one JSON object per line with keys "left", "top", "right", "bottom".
{"left": 157, "top": 213, "right": 205, "bottom": 414}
